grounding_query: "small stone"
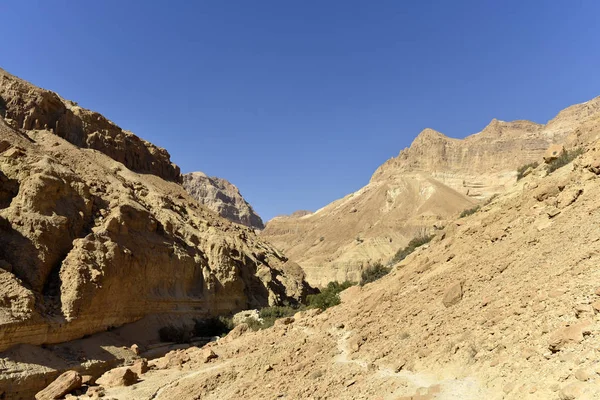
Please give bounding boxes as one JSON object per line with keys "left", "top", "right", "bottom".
{"left": 345, "top": 379, "right": 356, "bottom": 387}
{"left": 574, "top": 369, "right": 590, "bottom": 382}
{"left": 130, "top": 359, "right": 148, "bottom": 376}
{"left": 200, "top": 348, "right": 218, "bottom": 363}
{"left": 559, "top": 381, "right": 587, "bottom": 399}
{"left": 265, "top": 364, "right": 273, "bottom": 372}
{"left": 502, "top": 382, "right": 516, "bottom": 394}
{"left": 442, "top": 281, "right": 464, "bottom": 307}
{"left": 95, "top": 367, "right": 138, "bottom": 388}
{"left": 131, "top": 344, "right": 140, "bottom": 355}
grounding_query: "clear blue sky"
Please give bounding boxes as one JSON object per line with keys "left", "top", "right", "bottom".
{"left": 1, "top": 1, "right": 599, "bottom": 221}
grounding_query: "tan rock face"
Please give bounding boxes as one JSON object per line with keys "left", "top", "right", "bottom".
{"left": 0, "top": 71, "right": 312, "bottom": 356}
{"left": 0, "top": 68, "right": 180, "bottom": 182}
{"left": 262, "top": 96, "right": 600, "bottom": 286}
{"left": 183, "top": 172, "right": 264, "bottom": 229}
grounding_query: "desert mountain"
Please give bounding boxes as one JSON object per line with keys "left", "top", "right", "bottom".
{"left": 183, "top": 172, "right": 264, "bottom": 230}
{"left": 89, "top": 124, "right": 600, "bottom": 400}
{"left": 262, "top": 97, "right": 600, "bottom": 286}
{"left": 0, "top": 69, "right": 311, "bottom": 398}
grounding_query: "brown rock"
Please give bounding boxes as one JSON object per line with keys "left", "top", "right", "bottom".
{"left": 544, "top": 144, "right": 565, "bottom": 163}
{"left": 442, "top": 281, "right": 464, "bottom": 307}
{"left": 199, "top": 348, "right": 218, "bottom": 363}
{"left": 95, "top": 367, "right": 138, "bottom": 388}
{"left": 559, "top": 382, "right": 588, "bottom": 399}
{"left": 548, "top": 321, "right": 592, "bottom": 351}
{"left": 35, "top": 370, "right": 82, "bottom": 400}
{"left": 130, "top": 358, "right": 148, "bottom": 375}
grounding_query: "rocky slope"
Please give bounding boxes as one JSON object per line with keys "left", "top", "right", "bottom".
{"left": 262, "top": 97, "right": 600, "bottom": 286}
{"left": 0, "top": 71, "right": 311, "bottom": 398}
{"left": 86, "top": 133, "right": 600, "bottom": 400}
{"left": 183, "top": 172, "right": 264, "bottom": 230}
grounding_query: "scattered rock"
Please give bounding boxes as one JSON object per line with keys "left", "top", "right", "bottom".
{"left": 95, "top": 367, "right": 138, "bottom": 388}
{"left": 548, "top": 321, "right": 592, "bottom": 352}
{"left": 130, "top": 358, "right": 148, "bottom": 375}
{"left": 35, "top": 370, "right": 82, "bottom": 400}
{"left": 559, "top": 381, "right": 587, "bottom": 399}
{"left": 442, "top": 281, "right": 464, "bottom": 307}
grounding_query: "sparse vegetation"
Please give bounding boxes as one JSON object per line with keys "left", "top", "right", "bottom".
{"left": 306, "top": 281, "right": 355, "bottom": 310}
{"left": 194, "top": 316, "right": 234, "bottom": 337}
{"left": 360, "top": 262, "right": 391, "bottom": 285}
{"left": 158, "top": 325, "right": 193, "bottom": 343}
{"left": 459, "top": 205, "right": 480, "bottom": 218}
{"left": 158, "top": 316, "right": 234, "bottom": 343}
{"left": 516, "top": 162, "right": 539, "bottom": 180}
{"left": 389, "top": 233, "right": 434, "bottom": 265}
{"left": 546, "top": 148, "right": 584, "bottom": 174}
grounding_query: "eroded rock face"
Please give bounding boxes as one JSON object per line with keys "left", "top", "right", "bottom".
{"left": 183, "top": 172, "right": 264, "bottom": 230}
{"left": 0, "top": 75, "right": 312, "bottom": 356}
{"left": 0, "top": 68, "right": 180, "bottom": 182}
{"left": 262, "top": 96, "right": 600, "bottom": 285}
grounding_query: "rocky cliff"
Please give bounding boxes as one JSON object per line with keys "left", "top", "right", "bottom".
{"left": 262, "top": 97, "right": 600, "bottom": 286}
{"left": 0, "top": 71, "right": 312, "bottom": 354}
{"left": 0, "top": 68, "right": 181, "bottom": 182}
{"left": 183, "top": 172, "right": 264, "bottom": 230}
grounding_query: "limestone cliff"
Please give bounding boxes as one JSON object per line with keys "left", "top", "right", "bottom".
{"left": 0, "top": 71, "right": 312, "bottom": 354}
{"left": 262, "top": 96, "right": 600, "bottom": 286}
{"left": 183, "top": 172, "right": 264, "bottom": 230}
{"left": 0, "top": 68, "right": 181, "bottom": 182}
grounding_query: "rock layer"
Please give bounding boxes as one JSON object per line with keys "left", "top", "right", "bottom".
{"left": 183, "top": 172, "right": 264, "bottom": 230}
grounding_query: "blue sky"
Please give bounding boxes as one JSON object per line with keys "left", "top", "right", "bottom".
{"left": 1, "top": 1, "right": 599, "bottom": 221}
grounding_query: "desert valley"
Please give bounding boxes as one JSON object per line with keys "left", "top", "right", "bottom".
{"left": 1, "top": 63, "right": 600, "bottom": 400}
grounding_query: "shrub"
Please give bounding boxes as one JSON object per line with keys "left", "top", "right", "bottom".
{"left": 459, "top": 205, "right": 480, "bottom": 218}
{"left": 546, "top": 148, "right": 584, "bottom": 174}
{"left": 158, "top": 325, "right": 192, "bottom": 343}
{"left": 306, "top": 281, "right": 354, "bottom": 310}
{"left": 259, "top": 305, "right": 302, "bottom": 328}
{"left": 516, "top": 162, "right": 539, "bottom": 181}
{"left": 389, "top": 234, "right": 434, "bottom": 265}
{"left": 193, "top": 316, "right": 234, "bottom": 337}
{"left": 360, "top": 262, "right": 391, "bottom": 285}
{"left": 244, "top": 305, "right": 305, "bottom": 331}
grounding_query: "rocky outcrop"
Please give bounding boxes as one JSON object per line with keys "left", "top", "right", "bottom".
{"left": 0, "top": 68, "right": 180, "bottom": 182}
{"left": 183, "top": 172, "right": 264, "bottom": 230}
{"left": 0, "top": 72, "right": 312, "bottom": 358}
{"left": 262, "top": 96, "right": 600, "bottom": 286}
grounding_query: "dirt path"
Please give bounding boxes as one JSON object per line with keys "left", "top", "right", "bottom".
{"left": 332, "top": 328, "right": 500, "bottom": 400}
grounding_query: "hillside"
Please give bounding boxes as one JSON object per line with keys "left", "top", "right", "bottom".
{"left": 262, "top": 97, "right": 600, "bottom": 286}
{"left": 95, "top": 132, "right": 600, "bottom": 400}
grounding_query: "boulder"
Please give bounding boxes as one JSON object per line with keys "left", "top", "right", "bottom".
{"left": 35, "top": 370, "right": 82, "bottom": 400}
{"left": 95, "top": 367, "right": 138, "bottom": 388}
{"left": 443, "top": 281, "right": 464, "bottom": 307}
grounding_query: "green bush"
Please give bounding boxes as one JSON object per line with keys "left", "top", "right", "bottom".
{"left": 546, "top": 148, "right": 584, "bottom": 174}
{"left": 389, "top": 234, "right": 434, "bottom": 265}
{"left": 516, "top": 162, "right": 539, "bottom": 180}
{"left": 306, "top": 281, "right": 354, "bottom": 310}
{"left": 459, "top": 205, "right": 480, "bottom": 218}
{"left": 243, "top": 305, "right": 306, "bottom": 331}
{"left": 360, "top": 262, "right": 391, "bottom": 285}
{"left": 158, "top": 325, "right": 192, "bottom": 343}
{"left": 193, "top": 316, "right": 234, "bottom": 337}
